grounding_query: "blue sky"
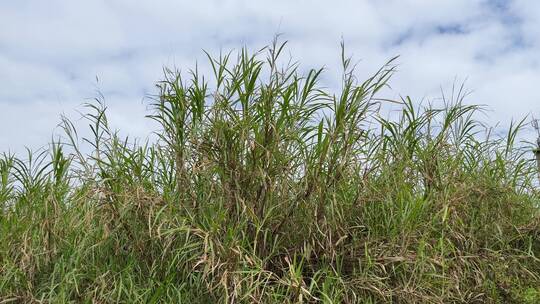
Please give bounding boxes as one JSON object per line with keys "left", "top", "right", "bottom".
{"left": 1, "top": 0, "right": 539, "bottom": 154}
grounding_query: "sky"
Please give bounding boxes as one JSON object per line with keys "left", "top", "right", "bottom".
{"left": 1, "top": 0, "right": 540, "bottom": 155}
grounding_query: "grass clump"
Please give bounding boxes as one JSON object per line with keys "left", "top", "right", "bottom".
{"left": 1, "top": 40, "right": 539, "bottom": 303}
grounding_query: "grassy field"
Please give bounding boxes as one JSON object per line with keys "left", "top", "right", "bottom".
{"left": 1, "top": 41, "right": 539, "bottom": 303}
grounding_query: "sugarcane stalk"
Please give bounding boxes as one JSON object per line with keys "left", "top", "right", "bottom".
{"left": 533, "top": 118, "right": 540, "bottom": 183}
{"left": 535, "top": 148, "right": 540, "bottom": 183}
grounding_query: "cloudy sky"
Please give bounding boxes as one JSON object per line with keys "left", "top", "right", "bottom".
{"left": 1, "top": 0, "right": 539, "bottom": 155}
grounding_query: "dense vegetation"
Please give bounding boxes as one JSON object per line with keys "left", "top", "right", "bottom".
{"left": 1, "top": 41, "right": 539, "bottom": 303}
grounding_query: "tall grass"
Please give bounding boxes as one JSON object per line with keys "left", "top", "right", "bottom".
{"left": 1, "top": 40, "right": 539, "bottom": 303}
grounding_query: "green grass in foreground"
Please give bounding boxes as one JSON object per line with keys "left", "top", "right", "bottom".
{"left": 1, "top": 40, "right": 540, "bottom": 303}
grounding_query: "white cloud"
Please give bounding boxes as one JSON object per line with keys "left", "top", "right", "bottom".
{"left": 1, "top": 0, "right": 539, "bottom": 155}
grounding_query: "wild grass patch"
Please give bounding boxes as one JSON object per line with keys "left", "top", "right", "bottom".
{"left": 1, "top": 39, "right": 539, "bottom": 303}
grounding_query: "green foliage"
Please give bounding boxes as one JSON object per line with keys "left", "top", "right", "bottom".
{"left": 1, "top": 40, "right": 539, "bottom": 303}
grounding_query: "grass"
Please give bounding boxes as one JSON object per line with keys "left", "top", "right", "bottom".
{"left": 1, "top": 39, "right": 539, "bottom": 303}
